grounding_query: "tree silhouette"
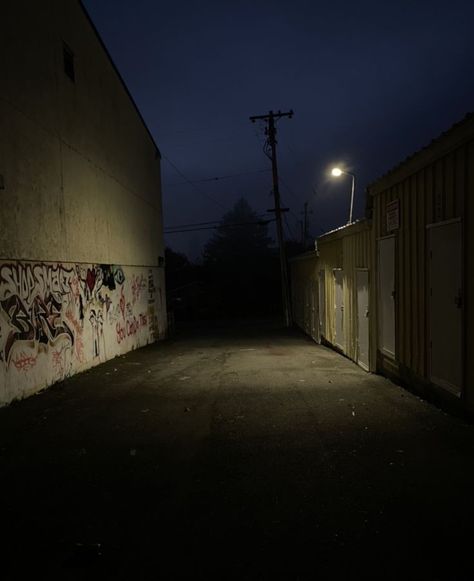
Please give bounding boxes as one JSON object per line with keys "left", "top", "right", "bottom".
{"left": 165, "top": 247, "right": 204, "bottom": 320}
{"left": 202, "top": 198, "right": 280, "bottom": 318}
{"left": 203, "top": 198, "right": 272, "bottom": 263}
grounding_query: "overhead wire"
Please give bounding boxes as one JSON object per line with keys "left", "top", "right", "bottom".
{"left": 164, "top": 168, "right": 271, "bottom": 187}
{"left": 165, "top": 218, "right": 274, "bottom": 235}
{"left": 162, "top": 153, "right": 228, "bottom": 210}
{"left": 253, "top": 123, "right": 304, "bottom": 235}
{"left": 251, "top": 124, "right": 303, "bottom": 243}
{"left": 283, "top": 213, "right": 299, "bottom": 244}
{"left": 251, "top": 118, "right": 329, "bottom": 247}
{"left": 281, "top": 176, "right": 327, "bottom": 236}
{"left": 164, "top": 214, "right": 267, "bottom": 230}
{"left": 280, "top": 197, "right": 298, "bottom": 243}
{"left": 162, "top": 118, "right": 322, "bottom": 241}
{"left": 252, "top": 120, "right": 273, "bottom": 163}
{"left": 279, "top": 175, "right": 301, "bottom": 204}
{"left": 160, "top": 123, "right": 257, "bottom": 138}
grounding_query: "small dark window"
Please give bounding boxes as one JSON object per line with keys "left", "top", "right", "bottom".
{"left": 63, "top": 43, "right": 75, "bottom": 82}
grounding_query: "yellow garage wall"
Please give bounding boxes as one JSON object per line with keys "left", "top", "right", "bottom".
{"left": 290, "top": 253, "right": 318, "bottom": 339}
{"left": 315, "top": 236, "right": 342, "bottom": 348}
{"left": 464, "top": 141, "right": 474, "bottom": 410}
{"left": 368, "top": 115, "right": 474, "bottom": 406}
{"left": 290, "top": 220, "right": 373, "bottom": 370}
{"left": 318, "top": 222, "right": 372, "bottom": 367}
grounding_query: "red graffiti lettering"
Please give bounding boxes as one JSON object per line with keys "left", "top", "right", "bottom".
{"left": 116, "top": 321, "right": 126, "bottom": 344}
{"left": 12, "top": 351, "right": 37, "bottom": 372}
{"left": 126, "top": 317, "right": 140, "bottom": 337}
{"left": 116, "top": 311, "right": 148, "bottom": 344}
{"left": 119, "top": 288, "right": 125, "bottom": 320}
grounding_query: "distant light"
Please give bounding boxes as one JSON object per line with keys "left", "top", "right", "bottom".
{"left": 331, "top": 167, "right": 343, "bottom": 177}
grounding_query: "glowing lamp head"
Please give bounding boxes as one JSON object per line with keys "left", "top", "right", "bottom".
{"left": 331, "top": 167, "right": 343, "bottom": 177}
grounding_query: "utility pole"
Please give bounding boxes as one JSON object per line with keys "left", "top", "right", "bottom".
{"left": 301, "top": 201, "right": 313, "bottom": 248}
{"left": 250, "top": 109, "right": 293, "bottom": 327}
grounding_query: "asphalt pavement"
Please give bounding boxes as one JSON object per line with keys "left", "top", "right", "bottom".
{"left": 1, "top": 319, "right": 474, "bottom": 580}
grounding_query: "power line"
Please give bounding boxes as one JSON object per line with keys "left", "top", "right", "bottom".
{"left": 288, "top": 208, "right": 301, "bottom": 224}
{"left": 164, "top": 214, "right": 267, "bottom": 230}
{"left": 281, "top": 200, "right": 302, "bottom": 243}
{"left": 162, "top": 154, "right": 228, "bottom": 210}
{"left": 283, "top": 213, "right": 298, "bottom": 243}
{"left": 166, "top": 220, "right": 222, "bottom": 229}
{"left": 283, "top": 200, "right": 323, "bottom": 241}
{"left": 164, "top": 168, "right": 271, "bottom": 187}
{"left": 165, "top": 219, "right": 273, "bottom": 234}
{"left": 279, "top": 174, "right": 301, "bottom": 204}
{"left": 159, "top": 123, "right": 257, "bottom": 137}
{"left": 166, "top": 225, "right": 237, "bottom": 234}
{"left": 165, "top": 226, "right": 223, "bottom": 234}
{"left": 282, "top": 174, "right": 330, "bottom": 235}
{"left": 253, "top": 130, "right": 328, "bottom": 238}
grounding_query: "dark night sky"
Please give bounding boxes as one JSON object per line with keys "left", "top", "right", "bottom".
{"left": 83, "top": 0, "right": 474, "bottom": 261}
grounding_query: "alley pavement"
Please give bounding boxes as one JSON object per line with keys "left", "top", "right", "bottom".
{"left": 2, "top": 319, "right": 474, "bottom": 580}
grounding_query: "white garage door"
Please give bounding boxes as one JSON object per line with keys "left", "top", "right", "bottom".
{"left": 428, "top": 220, "right": 463, "bottom": 395}
{"left": 377, "top": 237, "right": 396, "bottom": 359}
{"left": 334, "top": 269, "right": 344, "bottom": 351}
{"left": 356, "top": 269, "right": 370, "bottom": 371}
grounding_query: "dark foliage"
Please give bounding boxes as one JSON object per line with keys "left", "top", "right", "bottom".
{"left": 165, "top": 247, "right": 204, "bottom": 321}
{"left": 201, "top": 198, "right": 281, "bottom": 318}
{"left": 165, "top": 199, "right": 293, "bottom": 321}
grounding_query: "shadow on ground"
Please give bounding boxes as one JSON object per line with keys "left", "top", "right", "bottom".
{"left": 1, "top": 319, "right": 473, "bottom": 579}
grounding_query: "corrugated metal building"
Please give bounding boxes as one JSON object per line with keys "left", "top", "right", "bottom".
{"left": 290, "top": 113, "right": 474, "bottom": 414}
{"left": 290, "top": 220, "right": 372, "bottom": 371}
{"left": 317, "top": 221, "right": 372, "bottom": 370}
{"left": 367, "top": 113, "right": 474, "bottom": 410}
{"left": 290, "top": 252, "right": 319, "bottom": 342}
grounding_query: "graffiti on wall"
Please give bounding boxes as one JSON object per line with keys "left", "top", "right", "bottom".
{"left": 0, "top": 263, "right": 77, "bottom": 363}
{"left": 147, "top": 269, "right": 157, "bottom": 340}
{"left": 0, "top": 262, "right": 160, "bottom": 386}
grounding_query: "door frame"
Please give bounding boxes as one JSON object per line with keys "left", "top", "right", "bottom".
{"left": 426, "top": 217, "right": 464, "bottom": 396}
{"left": 333, "top": 268, "right": 344, "bottom": 352}
{"left": 355, "top": 268, "right": 370, "bottom": 371}
{"left": 318, "top": 270, "right": 326, "bottom": 340}
{"left": 376, "top": 234, "right": 397, "bottom": 360}
{"left": 311, "top": 278, "right": 321, "bottom": 344}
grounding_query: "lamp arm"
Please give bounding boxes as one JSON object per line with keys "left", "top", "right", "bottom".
{"left": 349, "top": 174, "right": 355, "bottom": 224}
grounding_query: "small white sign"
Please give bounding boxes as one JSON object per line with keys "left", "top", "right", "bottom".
{"left": 386, "top": 199, "right": 400, "bottom": 231}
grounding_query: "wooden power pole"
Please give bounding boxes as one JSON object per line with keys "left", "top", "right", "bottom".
{"left": 301, "top": 201, "right": 313, "bottom": 248}
{"left": 249, "top": 109, "right": 293, "bottom": 327}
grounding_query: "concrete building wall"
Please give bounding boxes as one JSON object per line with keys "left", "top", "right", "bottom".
{"left": 0, "top": 261, "right": 165, "bottom": 403}
{"left": 0, "top": 1, "right": 166, "bottom": 405}
{"left": 1, "top": 1, "right": 163, "bottom": 265}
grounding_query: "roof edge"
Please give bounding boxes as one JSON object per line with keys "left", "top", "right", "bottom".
{"left": 317, "top": 218, "right": 370, "bottom": 243}
{"left": 367, "top": 112, "right": 474, "bottom": 196}
{"left": 78, "top": 0, "right": 161, "bottom": 159}
{"left": 289, "top": 250, "right": 318, "bottom": 263}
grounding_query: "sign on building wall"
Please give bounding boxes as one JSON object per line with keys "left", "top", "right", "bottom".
{"left": 386, "top": 199, "right": 400, "bottom": 232}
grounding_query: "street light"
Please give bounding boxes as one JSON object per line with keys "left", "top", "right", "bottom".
{"left": 331, "top": 167, "right": 356, "bottom": 224}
